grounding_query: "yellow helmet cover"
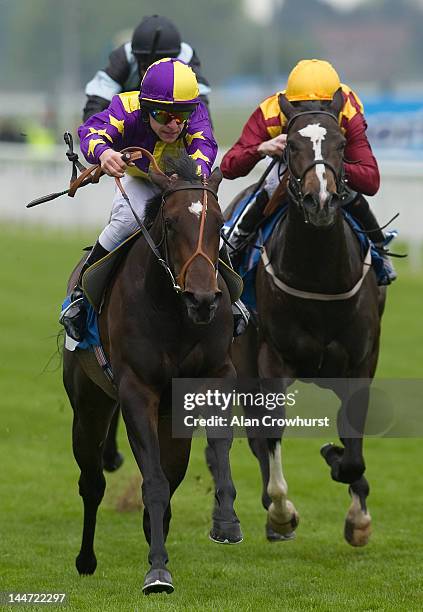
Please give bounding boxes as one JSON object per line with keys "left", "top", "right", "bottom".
{"left": 286, "top": 59, "right": 341, "bottom": 102}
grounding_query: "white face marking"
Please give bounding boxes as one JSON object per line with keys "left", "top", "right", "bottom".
{"left": 188, "top": 200, "right": 203, "bottom": 219}
{"left": 298, "top": 123, "right": 329, "bottom": 208}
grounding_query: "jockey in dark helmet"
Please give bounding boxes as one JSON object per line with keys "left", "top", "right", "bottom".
{"left": 221, "top": 59, "right": 396, "bottom": 285}
{"left": 83, "top": 15, "right": 211, "bottom": 121}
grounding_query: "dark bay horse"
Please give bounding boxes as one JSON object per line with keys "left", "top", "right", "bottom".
{"left": 229, "top": 90, "right": 386, "bottom": 546}
{"left": 63, "top": 155, "right": 242, "bottom": 595}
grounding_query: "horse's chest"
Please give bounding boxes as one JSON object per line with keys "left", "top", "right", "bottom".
{"left": 165, "top": 339, "right": 224, "bottom": 378}
{"left": 267, "top": 304, "right": 370, "bottom": 377}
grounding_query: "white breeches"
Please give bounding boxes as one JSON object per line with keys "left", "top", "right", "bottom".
{"left": 98, "top": 175, "right": 161, "bottom": 251}
{"left": 263, "top": 158, "right": 286, "bottom": 197}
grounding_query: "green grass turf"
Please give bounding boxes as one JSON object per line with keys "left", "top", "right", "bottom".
{"left": 1, "top": 225, "right": 422, "bottom": 610}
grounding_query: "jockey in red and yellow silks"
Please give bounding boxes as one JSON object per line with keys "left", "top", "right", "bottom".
{"left": 221, "top": 83, "right": 379, "bottom": 196}
{"left": 221, "top": 59, "right": 395, "bottom": 284}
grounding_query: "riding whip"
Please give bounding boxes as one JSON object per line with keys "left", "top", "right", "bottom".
{"left": 26, "top": 133, "right": 155, "bottom": 209}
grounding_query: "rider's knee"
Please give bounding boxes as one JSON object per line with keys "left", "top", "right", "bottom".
{"left": 344, "top": 191, "right": 369, "bottom": 213}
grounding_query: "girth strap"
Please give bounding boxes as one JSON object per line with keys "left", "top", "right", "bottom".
{"left": 261, "top": 246, "right": 372, "bottom": 301}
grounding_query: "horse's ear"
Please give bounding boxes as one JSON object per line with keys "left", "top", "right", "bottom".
{"left": 149, "top": 170, "right": 171, "bottom": 191}
{"left": 329, "top": 87, "right": 344, "bottom": 118}
{"left": 207, "top": 167, "right": 223, "bottom": 193}
{"left": 278, "top": 93, "right": 296, "bottom": 120}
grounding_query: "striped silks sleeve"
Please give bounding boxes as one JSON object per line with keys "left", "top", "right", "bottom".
{"left": 184, "top": 101, "right": 217, "bottom": 177}
{"left": 78, "top": 95, "right": 127, "bottom": 164}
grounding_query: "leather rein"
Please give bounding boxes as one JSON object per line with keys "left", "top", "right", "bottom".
{"left": 99, "top": 146, "right": 219, "bottom": 294}
{"left": 26, "top": 136, "right": 219, "bottom": 294}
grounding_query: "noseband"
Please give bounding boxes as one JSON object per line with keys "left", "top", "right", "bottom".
{"left": 116, "top": 147, "right": 219, "bottom": 294}
{"left": 161, "top": 183, "right": 220, "bottom": 291}
{"left": 283, "top": 110, "right": 347, "bottom": 217}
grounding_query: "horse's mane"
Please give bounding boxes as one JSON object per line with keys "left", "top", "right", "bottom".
{"left": 144, "top": 152, "right": 201, "bottom": 226}
{"left": 164, "top": 152, "right": 200, "bottom": 183}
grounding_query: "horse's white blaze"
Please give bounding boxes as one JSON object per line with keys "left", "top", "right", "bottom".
{"left": 188, "top": 200, "right": 203, "bottom": 219}
{"left": 298, "top": 123, "right": 329, "bottom": 208}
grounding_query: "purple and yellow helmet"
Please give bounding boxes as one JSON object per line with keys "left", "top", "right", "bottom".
{"left": 139, "top": 58, "right": 200, "bottom": 110}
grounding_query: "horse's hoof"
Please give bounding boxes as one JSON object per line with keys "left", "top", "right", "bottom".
{"left": 266, "top": 521, "right": 296, "bottom": 542}
{"left": 320, "top": 442, "right": 342, "bottom": 464}
{"left": 142, "top": 568, "right": 174, "bottom": 595}
{"left": 209, "top": 519, "right": 243, "bottom": 544}
{"left": 268, "top": 500, "right": 299, "bottom": 537}
{"left": 344, "top": 516, "right": 372, "bottom": 546}
{"left": 344, "top": 492, "right": 372, "bottom": 547}
{"left": 75, "top": 552, "right": 97, "bottom": 575}
{"left": 103, "top": 451, "right": 124, "bottom": 473}
{"left": 320, "top": 442, "right": 334, "bottom": 458}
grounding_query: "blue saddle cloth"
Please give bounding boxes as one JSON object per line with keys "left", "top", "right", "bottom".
{"left": 61, "top": 295, "right": 100, "bottom": 350}
{"left": 224, "top": 195, "right": 390, "bottom": 313}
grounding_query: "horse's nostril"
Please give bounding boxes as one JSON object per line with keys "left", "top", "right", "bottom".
{"left": 182, "top": 292, "right": 199, "bottom": 308}
{"left": 303, "top": 193, "right": 319, "bottom": 209}
{"left": 182, "top": 291, "right": 222, "bottom": 323}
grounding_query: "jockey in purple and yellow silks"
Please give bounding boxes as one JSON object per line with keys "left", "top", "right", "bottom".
{"left": 60, "top": 58, "right": 221, "bottom": 341}
{"left": 79, "top": 58, "right": 215, "bottom": 181}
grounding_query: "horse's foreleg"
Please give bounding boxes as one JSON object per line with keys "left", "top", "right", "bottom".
{"left": 266, "top": 439, "right": 299, "bottom": 540}
{"left": 119, "top": 375, "right": 173, "bottom": 594}
{"left": 321, "top": 382, "right": 371, "bottom": 546}
{"left": 207, "top": 431, "right": 243, "bottom": 545}
{"left": 246, "top": 432, "right": 298, "bottom": 542}
{"left": 204, "top": 361, "right": 242, "bottom": 544}
{"left": 257, "top": 342, "right": 299, "bottom": 541}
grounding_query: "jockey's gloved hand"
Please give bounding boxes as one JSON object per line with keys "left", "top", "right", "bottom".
{"left": 99, "top": 149, "right": 128, "bottom": 178}
{"left": 257, "top": 134, "right": 287, "bottom": 158}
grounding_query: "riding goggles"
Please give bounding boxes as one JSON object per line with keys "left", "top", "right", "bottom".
{"left": 148, "top": 108, "right": 193, "bottom": 126}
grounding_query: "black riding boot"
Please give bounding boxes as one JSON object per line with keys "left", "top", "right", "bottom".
{"left": 227, "top": 189, "right": 269, "bottom": 270}
{"left": 219, "top": 244, "right": 250, "bottom": 337}
{"left": 344, "top": 193, "right": 397, "bottom": 282}
{"left": 344, "top": 193, "right": 385, "bottom": 244}
{"left": 60, "top": 241, "right": 109, "bottom": 341}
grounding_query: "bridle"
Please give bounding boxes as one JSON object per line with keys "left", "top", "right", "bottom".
{"left": 261, "top": 109, "right": 373, "bottom": 301}
{"left": 282, "top": 109, "right": 348, "bottom": 219}
{"left": 116, "top": 147, "right": 220, "bottom": 294}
